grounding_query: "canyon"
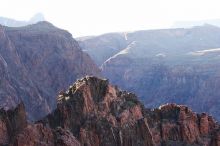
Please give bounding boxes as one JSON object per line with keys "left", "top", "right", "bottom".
{"left": 0, "top": 21, "right": 220, "bottom": 145}
{"left": 78, "top": 24, "right": 220, "bottom": 120}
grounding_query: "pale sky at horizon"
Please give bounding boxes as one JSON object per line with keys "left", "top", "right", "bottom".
{"left": 0, "top": 0, "right": 220, "bottom": 37}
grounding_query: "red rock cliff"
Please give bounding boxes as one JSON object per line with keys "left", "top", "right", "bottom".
{"left": 41, "top": 76, "right": 220, "bottom": 146}
{"left": 0, "top": 76, "right": 219, "bottom": 146}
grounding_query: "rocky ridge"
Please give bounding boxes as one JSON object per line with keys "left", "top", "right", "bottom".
{"left": 0, "top": 102, "right": 81, "bottom": 146}
{"left": 1, "top": 76, "right": 218, "bottom": 146}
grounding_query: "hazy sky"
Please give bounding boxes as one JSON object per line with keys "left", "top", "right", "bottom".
{"left": 0, "top": 0, "right": 220, "bottom": 37}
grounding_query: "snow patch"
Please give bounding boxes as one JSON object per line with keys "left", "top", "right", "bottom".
{"left": 124, "top": 32, "right": 128, "bottom": 40}
{"left": 156, "top": 53, "right": 166, "bottom": 57}
{"left": 189, "top": 48, "right": 220, "bottom": 56}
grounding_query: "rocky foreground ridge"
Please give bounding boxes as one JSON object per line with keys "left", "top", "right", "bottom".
{"left": 0, "top": 76, "right": 219, "bottom": 146}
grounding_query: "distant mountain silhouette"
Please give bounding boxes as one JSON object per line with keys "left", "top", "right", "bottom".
{"left": 0, "top": 13, "right": 45, "bottom": 27}
{"left": 172, "top": 18, "right": 220, "bottom": 28}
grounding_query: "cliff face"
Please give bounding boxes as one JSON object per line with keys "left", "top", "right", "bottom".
{"left": 78, "top": 25, "right": 220, "bottom": 121}
{"left": 0, "top": 103, "right": 27, "bottom": 145}
{"left": 0, "top": 76, "right": 219, "bottom": 146}
{"left": 0, "top": 102, "right": 81, "bottom": 146}
{"left": 146, "top": 104, "right": 220, "bottom": 146}
{"left": 41, "top": 76, "right": 154, "bottom": 146}
{"left": 0, "top": 22, "right": 100, "bottom": 121}
{"left": 14, "top": 124, "right": 81, "bottom": 146}
{"left": 39, "top": 76, "right": 220, "bottom": 146}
